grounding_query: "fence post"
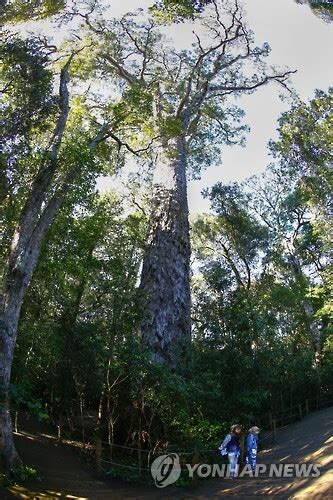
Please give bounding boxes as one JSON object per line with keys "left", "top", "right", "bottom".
{"left": 305, "top": 399, "right": 309, "bottom": 414}
{"left": 138, "top": 445, "right": 142, "bottom": 479}
{"left": 191, "top": 450, "right": 200, "bottom": 486}
{"left": 272, "top": 420, "right": 276, "bottom": 445}
{"left": 96, "top": 435, "right": 102, "bottom": 477}
{"left": 14, "top": 410, "right": 18, "bottom": 434}
{"left": 298, "top": 404, "right": 302, "bottom": 421}
{"left": 57, "top": 414, "right": 63, "bottom": 442}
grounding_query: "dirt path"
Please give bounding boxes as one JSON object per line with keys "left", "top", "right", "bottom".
{"left": 6, "top": 406, "right": 333, "bottom": 499}
{"left": 183, "top": 405, "right": 333, "bottom": 499}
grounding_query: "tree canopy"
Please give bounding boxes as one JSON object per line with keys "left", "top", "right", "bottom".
{"left": 0, "top": 0, "right": 332, "bottom": 483}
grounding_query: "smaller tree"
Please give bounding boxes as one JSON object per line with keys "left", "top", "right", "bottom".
{"left": 193, "top": 183, "right": 269, "bottom": 290}
{"left": 0, "top": 31, "right": 126, "bottom": 470}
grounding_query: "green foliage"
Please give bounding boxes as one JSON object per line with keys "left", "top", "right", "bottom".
{"left": 1, "top": 465, "right": 38, "bottom": 486}
{"left": 191, "top": 90, "right": 333, "bottom": 428}
{"left": 1, "top": 0, "right": 65, "bottom": 24}
{"left": 188, "top": 105, "right": 249, "bottom": 177}
{"left": 68, "top": 6, "right": 277, "bottom": 179}
{"left": 150, "top": 0, "right": 212, "bottom": 22}
{"left": 0, "top": 36, "right": 57, "bottom": 273}
{"left": 158, "top": 116, "right": 184, "bottom": 138}
{"left": 7, "top": 108, "right": 332, "bottom": 469}
{"left": 10, "top": 384, "right": 48, "bottom": 421}
{"left": 1, "top": 0, "right": 332, "bottom": 481}
{"left": 271, "top": 88, "right": 332, "bottom": 205}
{"left": 294, "top": 0, "right": 333, "bottom": 22}
{"left": 0, "top": 37, "right": 55, "bottom": 151}
{"left": 112, "top": 84, "right": 154, "bottom": 129}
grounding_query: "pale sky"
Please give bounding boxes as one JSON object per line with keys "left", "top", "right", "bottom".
{"left": 20, "top": 0, "right": 333, "bottom": 211}
{"left": 187, "top": 0, "right": 333, "bottom": 212}
{"left": 93, "top": 0, "right": 332, "bottom": 212}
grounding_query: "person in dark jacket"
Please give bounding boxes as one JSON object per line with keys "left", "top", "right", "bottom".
{"left": 219, "top": 424, "right": 242, "bottom": 477}
{"left": 246, "top": 426, "right": 260, "bottom": 472}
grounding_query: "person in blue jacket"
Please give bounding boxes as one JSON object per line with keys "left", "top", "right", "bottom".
{"left": 246, "top": 426, "right": 260, "bottom": 472}
{"left": 219, "top": 424, "right": 242, "bottom": 477}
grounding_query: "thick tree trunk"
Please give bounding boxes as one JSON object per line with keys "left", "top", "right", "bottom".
{"left": 0, "top": 53, "right": 113, "bottom": 469}
{"left": 0, "top": 134, "right": 110, "bottom": 471}
{"left": 0, "top": 178, "right": 74, "bottom": 471}
{"left": 0, "top": 335, "right": 19, "bottom": 472}
{"left": 0, "top": 279, "right": 26, "bottom": 471}
{"left": 0, "top": 167, "right": 78, "bottom": 471}
{"left": 140, "top": 136, "right": 191, "bottom": 368}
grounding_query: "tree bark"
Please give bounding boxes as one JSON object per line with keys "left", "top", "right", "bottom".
{"left": 0, "top": 181, "right": 72, "bottom": 471}
{"left": 140, "top": 136, "right": 191, "bottom": 368}
{"left": 0, "top": 50, "right": 116, "bottom": 469}
{"left": 0, "top": 299, "right": 22, "bottom": 471}
{"left": 0, "top": 56, "right": 75, "bottom": 472}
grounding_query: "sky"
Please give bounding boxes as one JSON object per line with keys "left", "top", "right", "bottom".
{"left": 21, "top": 0, "right": 332, "bottom": 211}
{"left": 92, "top": 0, "right": 332, "bottom": 212}
{"left": 186, "top": 0, "right": 333, "bottom": 212}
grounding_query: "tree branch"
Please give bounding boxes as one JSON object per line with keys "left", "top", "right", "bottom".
{"left": 218, "top": 239, "right": 245, "bottom": 287}
{"left": 208, "top": 70, "right": 297, "bottom": 94}
{"left": 103, "top": 53, "right": 138, "bottom": 85}
{"left": 10, "top": 54, "right": 74, "bottom": 262}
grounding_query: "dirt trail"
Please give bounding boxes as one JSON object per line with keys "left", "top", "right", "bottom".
{"left": 183, "top": 405, "right": 333, "bottom": 499}
{"left": 5, "top": 406, "right": 333, "bottom": 499}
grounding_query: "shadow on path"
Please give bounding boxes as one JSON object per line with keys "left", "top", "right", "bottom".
{"left": 5, "top": 406, "right": 333, "bottom": 499}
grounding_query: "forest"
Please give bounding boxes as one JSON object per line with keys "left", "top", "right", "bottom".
{"left": 0, "top": 0, "right": 332, "bottom": 489}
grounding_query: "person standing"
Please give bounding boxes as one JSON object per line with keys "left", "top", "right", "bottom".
{"left": 246, "top": 426, "right": 260, "bottom": 472}
{"left": 219, "top": 424, "right": 242, "bottom": 478}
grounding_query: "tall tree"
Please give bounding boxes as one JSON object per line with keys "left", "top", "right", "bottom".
{"left": 76, "top": 0, "right": 293, "bottom": 367}
{"left": 193, "top": 183, "right": 269, "bottom": 290}
{"left": 255, "top": 88, "right": 332, "bottom": 369}
{"left": 246, "top": 164, "right": 327, "bottom": 369}
{"left": 0, "top": 34, "right": 119, "bottom": 470}
{"left": 12, "top": 191, "right": 145, "bottom": 445}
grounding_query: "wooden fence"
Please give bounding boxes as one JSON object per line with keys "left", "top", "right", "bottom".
{"left": 94, "top": 389, "right": 333, "bottom": 479}
{"left": 259, "top": 390, "right": 333, "bottom": 447}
